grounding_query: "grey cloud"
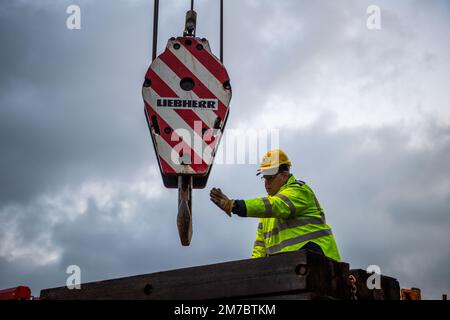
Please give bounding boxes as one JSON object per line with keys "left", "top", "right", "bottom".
{"left": 0, "top": 1, "right": 157, "bottom": 203}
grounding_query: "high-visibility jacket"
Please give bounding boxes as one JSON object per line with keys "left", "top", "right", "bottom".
{"left": 246, "top": 175, "right": 341, "bottom": 261}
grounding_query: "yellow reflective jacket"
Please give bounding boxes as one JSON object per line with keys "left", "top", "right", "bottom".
{"left": 245, "top": 175, "right": 341, "bottom": 261}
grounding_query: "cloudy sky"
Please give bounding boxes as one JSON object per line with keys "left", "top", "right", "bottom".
{"left": 1, "top": 0, "right": 449, "bottom": 299}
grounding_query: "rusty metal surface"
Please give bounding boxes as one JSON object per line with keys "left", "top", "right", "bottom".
{"left": 401, "top": 287, "right": 421, "bottom": 300}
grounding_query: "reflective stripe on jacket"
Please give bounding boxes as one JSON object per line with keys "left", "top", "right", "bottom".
{"left": 247, "top": 175, "right": 341, "bottom": 261}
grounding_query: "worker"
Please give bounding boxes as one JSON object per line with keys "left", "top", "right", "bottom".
{"left": 210, "top": 149, "right": 341, "bottom": 261}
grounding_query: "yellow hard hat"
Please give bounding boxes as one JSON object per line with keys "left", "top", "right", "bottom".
{"left": 256, "top": 149, "right": 292, "bottom": 176}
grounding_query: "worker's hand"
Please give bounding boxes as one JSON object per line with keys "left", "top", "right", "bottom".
{"left": 210, "top": 188, "right": 234, "bottom": 217}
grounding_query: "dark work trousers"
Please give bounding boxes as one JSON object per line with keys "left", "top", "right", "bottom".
{"left": 301, "top": 241, "right": 325, "bottom": 256}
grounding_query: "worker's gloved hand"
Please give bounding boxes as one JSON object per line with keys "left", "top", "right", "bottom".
{"left": 210, "top": 188, "right": 234, "bottom": 217}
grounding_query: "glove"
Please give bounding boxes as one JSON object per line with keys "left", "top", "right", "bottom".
{"left": 210, "top": 188, "right": 234, "bottom": 217}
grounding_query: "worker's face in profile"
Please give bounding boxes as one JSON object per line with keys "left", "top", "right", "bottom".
{"left": 263, "top": 172, "right": 289, "bottom": 196}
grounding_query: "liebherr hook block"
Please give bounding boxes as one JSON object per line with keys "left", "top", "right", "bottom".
{"left": 143, "top": 1, "right": 231, "bottom": 246}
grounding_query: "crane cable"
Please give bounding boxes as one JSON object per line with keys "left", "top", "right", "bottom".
{"left": 152, "top": 0, "right": 159, "bottom": 61}
{"left": 220, "top": 0, "right": 223, "bottom": 62}
{"left": 152, "top": 0, "right": 224, "bottom": 63}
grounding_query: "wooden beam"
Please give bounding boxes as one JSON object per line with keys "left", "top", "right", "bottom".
{"left": 40, "top": 251, "right": 350, "bottom": 300}
{"left": 350, "top": 269, "right": 400, "bottom": 300}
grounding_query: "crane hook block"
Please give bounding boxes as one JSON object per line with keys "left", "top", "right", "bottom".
{"left": 142, "top": 37, "right": 232, "bottom": 189}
